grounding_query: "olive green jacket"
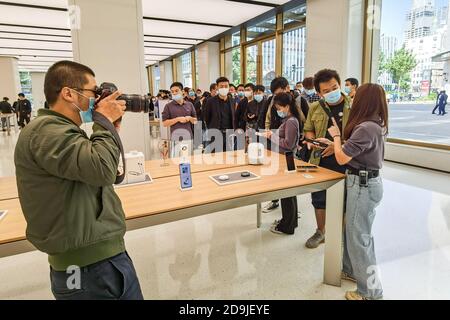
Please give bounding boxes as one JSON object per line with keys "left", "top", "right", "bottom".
{"left": 14, "top": 109, "right": 126, "bottom": 271}
{"left": 303, "top": 95, "right": 351, "bottom": 165}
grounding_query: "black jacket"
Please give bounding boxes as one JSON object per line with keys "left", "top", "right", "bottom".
{"left": 18, "top": 99, "right": 32, "bottom": 114}
{"left": 0, "top": 101, "right": 13, "bottom": 113}
{"left": 204, "top": 95, "right": 237, "bottom": 130}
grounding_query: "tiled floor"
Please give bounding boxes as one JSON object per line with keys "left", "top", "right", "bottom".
{"left": 0, "top": 129, "right": 449, "bottom": 300}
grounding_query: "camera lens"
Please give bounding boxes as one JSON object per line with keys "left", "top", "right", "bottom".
{"left": 118, "top": 94, "right": 150, "bottom": 113}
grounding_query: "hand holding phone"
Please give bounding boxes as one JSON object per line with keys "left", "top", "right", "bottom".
{"left": 304, "top": 138, "right": 329, "bottom": 149}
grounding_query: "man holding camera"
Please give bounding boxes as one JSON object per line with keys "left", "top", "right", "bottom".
{"left": 14, "top": 60, "right": 143, "bottom": 300}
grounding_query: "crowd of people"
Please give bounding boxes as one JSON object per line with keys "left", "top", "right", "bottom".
{"left": 13, "top": 59, "right": 388, "bottom": 301}
{"left": 153, "top": 69, "right": 388, "bottom": 300}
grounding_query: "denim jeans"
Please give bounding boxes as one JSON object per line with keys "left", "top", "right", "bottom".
{"left": 343, "top": 173, "right": 384, "bottom": 299}
{"left": 50, "top": 252, "right": 143, "bottom": 300}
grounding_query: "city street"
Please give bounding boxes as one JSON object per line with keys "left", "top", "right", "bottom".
{"left": 388, "top": 103, "right": 450, "bottom": 145}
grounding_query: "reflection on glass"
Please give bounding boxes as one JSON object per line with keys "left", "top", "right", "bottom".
{"left": 225, "top": 47, "right": 241, "bottom": 86}
{"left": 195, "top": 48, "right": 199, "bottom": 89}
{"left": 376, "top": 0, "right": 450, "bottom": 146}
{"left": 262, "top": 39, "right": 276, "bottom": 90}
{"left": 232, "top": 31, "right": 240, "bottom": 46}
{"left": 181, "top": 51, "right": 192, "bottom": 88}
{"left": 246, "top": 45, "right": 257, "bottom": 84}
{"left": 282, "top": 27, "right": 306, "bottom": 87}
{"left": 247, "top": 17, "right": 276, "bottom": 41}
{"left": 284, "top": 3, "right": 307, "bottom": 26}
{"left": 154, "top": 65, "right": 160, "bottom": 93}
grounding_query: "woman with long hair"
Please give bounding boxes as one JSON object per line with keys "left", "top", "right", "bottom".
{"left": 317, "top": 83, "right": 388, "bottom": 300}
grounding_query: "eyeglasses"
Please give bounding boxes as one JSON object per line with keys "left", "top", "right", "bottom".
{"left": 73, "top": 87, "right": 101, "bottom": 97}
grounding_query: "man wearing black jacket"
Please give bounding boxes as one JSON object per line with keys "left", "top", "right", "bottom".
{"left": 17, "top": 93, "right": 32, "bottom": 128}
{"left": 203, "top": 77, "right": 237, "bottom": 152}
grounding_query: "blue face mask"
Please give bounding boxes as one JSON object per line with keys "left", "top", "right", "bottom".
{"left": 72, "top": 90, "right": 95, "bottom": 123}
{"left": 189, "top": 91, "right": 196, "bottom": 97}
{"left": 277, "top": 110, "right": 287, "bottom": 118}
{"left": 324, "top": 88, "right": 342, "bottom": 104}
{"left": 305, "top": 89, "right": 316, "bottom": 96}
{"left": 254, "top": 94, "right": 264, "bottom": 103}
{"left": 172, "top": 93, "right": 183, "bottom": 102}
{"left": 238, "top": 91, "right": 245, "bottom": 98}
{"left": 344, "top": 86, "right": 352, "bottom": 95}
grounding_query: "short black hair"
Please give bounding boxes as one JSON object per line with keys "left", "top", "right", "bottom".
{"left": 229, "top": 84, "right": 236, "bottom": 89}
{"left": 270, "top": 77, "right": 289, "bottom": 94}
{"left": 170, "top": 82, "right": 184, "bottom": 90}
{"left": 244, "top": 83, "right": 255, "bottom": 91}
{"left": 296, "top": 81, "right": 303, "bottom": 86}
{"left": 237, "top": 84, "right": 245, "bottom": 89}
{"left": 314, "top": 69, "right": 341, "bottom": 93}
{"left": 210, "top": 83, "right": 217, "bottom": 91}
{"left": 255, "top": 85, "right": 265, "bottom": 93}
{"left": 345, "top": 78, "right": 359, "bottom": 88}
{"left": 44, "top": 60, "right": 95, "bottom": 106}
{"left": 216, "top": 77, "right": 230, "bottom": 85}
{"left": 18, "top": 93, "right": 25, "bottom": 98}
{"left": 3, "top": 97, "right": 8, "bottom": 101}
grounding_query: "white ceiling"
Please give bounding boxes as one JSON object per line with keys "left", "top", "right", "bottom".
{"left": 0, "top": 0, "right": 290, "bottom": 72}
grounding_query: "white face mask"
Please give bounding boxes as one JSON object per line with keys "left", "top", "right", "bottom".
{"left": 218, "top": 87, "right": 229, "bottom": 97}
{"left": 244, "top": 91, "right": 253, "bottom": 98}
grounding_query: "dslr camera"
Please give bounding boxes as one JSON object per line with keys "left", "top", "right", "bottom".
{"left": 96, "top": 82, "right": 151, "bottom": 113}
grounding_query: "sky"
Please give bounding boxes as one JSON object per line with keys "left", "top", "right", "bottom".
{"left": 381, "top": 0, "right": 449, "bottom": 44}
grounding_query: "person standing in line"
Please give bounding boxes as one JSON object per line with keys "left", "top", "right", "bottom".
{"left": 261, "top": 93, "right": 303, "bottom": 235}
{"left": 317, "top": 83, "right": 388, "bottom": 301}
{"left": 303, "top": 69, "right": 351, "bottom": 249}
{"left": 162, "top": 82, "right": 197, "bottom": 157}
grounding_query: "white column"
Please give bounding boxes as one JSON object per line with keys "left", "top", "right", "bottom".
{"left": 0, "top": 56, "right": 21, "bottom": 102}
{"left": 305, "top": 0, "right": 365, "bottom": 81}
{"left": 30, "top": 72, "right": 46, "bottom": 110}
{"left": 69, "top": 0, "right": 151, "bottom": 159}
{"left": 159, "top": 61, "right": 173, "bottom": 90}
{"left": 197, "top": 41, "right": 220, "bottom": 91}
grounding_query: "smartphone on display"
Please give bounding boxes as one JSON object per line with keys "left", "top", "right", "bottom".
{"left": 304, "top": 138, "right": 329, "bottom": 149}
{"left": 179, "top": 163, "right": 193, "bottom": 190}
{"left": 285, "top": 151, "right": 296, "bottom": 172}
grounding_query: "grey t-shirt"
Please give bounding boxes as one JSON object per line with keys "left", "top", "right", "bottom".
{"left": 342, "top": 121, "right": 385, "bottom": 170}
{"left": 162, "top": 100, "right": 196, "bottom": 141}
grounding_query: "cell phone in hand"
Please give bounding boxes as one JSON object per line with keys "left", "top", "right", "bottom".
{"left": 304, "top": 138, "right": 329, "bottom": 149}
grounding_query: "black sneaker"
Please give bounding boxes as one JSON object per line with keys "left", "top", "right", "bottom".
{"left": 262, "top": 201, "right": 279, "bottom": 213}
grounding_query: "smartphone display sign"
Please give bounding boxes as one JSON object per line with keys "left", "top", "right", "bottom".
{"left": 179, "top": 163, "right": 193, "bottom": 190}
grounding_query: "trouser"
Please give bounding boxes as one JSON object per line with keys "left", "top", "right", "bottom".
{"left": 19, "top": 112, "right": 31, "bottom": 128}
{"left": 432, "top": 104, "right": 439, "bottom": 114}
{"left": 276, "top": 197, "right": 298, "bottom": 234}
{"left": 343, "top": 174, "right": 383, "bottom": 299}
{"left": 311, "top": 155, "right": 347, "bottom": 209}
{"left": 50, "top": 252, "right": 144, "bottom": 300}
{"left": 1, "top": 117, "right": 8, "bottom": 129}
{"left": 438, "top": 104, "right": 447, "bottom": 115}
